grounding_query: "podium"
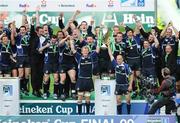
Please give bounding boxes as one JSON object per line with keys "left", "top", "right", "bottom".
{"left": 95, "top": 79, "right": 117, "bottom": 115}
{"left": 0, "top": 77, "right": 20, "bottom": 115}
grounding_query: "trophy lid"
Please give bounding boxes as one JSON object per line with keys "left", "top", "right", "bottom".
{"left": 101, "top": 43, "right": 107, "bottom": 49}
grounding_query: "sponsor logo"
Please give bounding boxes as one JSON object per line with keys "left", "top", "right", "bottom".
{"left": 108, "top": 0, "right": 114, "bottom": 7}
{"left": 120, "top": 0, "right": 145, "bottom": 7}
{"left": 58, "top": 4, "right": 75, "bottom": 7}
{"left": 19, "top": 3, "right": 30, "bottom": 8}
{"left": 86, "top": 3, "right": 96, "bottom": 8}
{"left": 101, "top": 85, "right": 111, "bottom": 96}
{"left": 3, "top": 85, "right": 13, "bottom": 96}
{"left": 0, "top": 4, "right": 8, "bottom": 7}
{"left": 20, "top": 103, "right": 95, "bottom": 115}
{"left": 41, "top": 0, "right": 47, "bottom": 7}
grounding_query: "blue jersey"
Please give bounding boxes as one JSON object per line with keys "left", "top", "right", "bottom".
{"left": 0, "top": 43, "right": 12, "bottom": 66}
{"left": 161, "top": 36, "right": 176, "bottom": 52}
{"left": 125, "top": 35, "right": 141, "bottom": 58}
{"left": 0, "top": 28, "right": 11, "bottom": 39}
{"left": 59, "top": 43, "right": 76, "bottom": 65}
{"left": 42, "top": 40, "right": 59, "bottom": 64}
{"left": 112, "top": 60, "right": 132, "bottom": 84}
{"left": 85, "top": 41, "right": 98, "bottom": 64}
{"left": 15, "top": 34, "right": 30, "bottom": 56}
{"left": 141, "top": 46, "right": 157, "bottom": 68}
{"left": 75, "top": 51, "right": 97, "bottom": 78}
{"left": 74, "top": 39, "right": 86, "bottom": 53}
{"left": 113, "top": 42, "right": 126, "bottom": 59}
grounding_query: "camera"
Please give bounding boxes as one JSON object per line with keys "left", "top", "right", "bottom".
{"left": 139, "top": 75, "right": 157, "bottom": 104}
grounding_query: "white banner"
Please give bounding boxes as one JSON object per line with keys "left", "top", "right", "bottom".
{"left": 95, "top": 79, "right": 117, "bottom": 115}
{"left": 0, "top": 0, "right": 156, "bottom": 12}
{"left": 0, "top": 77, "right": 20, "bottom": 115}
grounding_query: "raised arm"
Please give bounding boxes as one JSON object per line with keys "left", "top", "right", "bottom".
{"left": 133, "top": 15, "right": 141, "bottom": 36}
{"left": 22, "top": 9, "right": 28, "bottom": 26}
{"left": 30, "top": 17, "right": 36, "bottom": 36}
{"left": 35, "top": 6, "right": 40, "bottom": 27}
{"left": 70, "top": 37, "right": 76, "bottom": 54}
{"left": 58, "top": 12, "right": 65, "bottom": 30}
{"left": 153, "top": 33, "right": 159, "bottom": 48}
{"left": 160, "top": 22, "right": 170, "bottom": 37}
{"left": 63, "top": 10, "right": 80, "bottom": 32}
{"left": 11, "top": 21, "right": 17, "bottom": 45}
{"left": 87, "top": 18, "right": 94, "bottom": 35}
{"left": 59, "top": 35, "right": 70, "bottom": 46}
{"left": 170, "top": 21, "right": 179, "bottom": 39}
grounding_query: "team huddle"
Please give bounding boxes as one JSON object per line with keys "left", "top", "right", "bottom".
{"left": 0, "top": 10, "right": 180, "bottom": 115}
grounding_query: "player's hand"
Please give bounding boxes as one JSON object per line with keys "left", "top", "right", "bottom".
{"left": 59, "top": 12, "right": 64, "bottom": 18}
{"left": 46, "top": 43, "right": 51, "bottom": 47}
{"left": 132, "top": 14, "right": 138, "bottom": 20}
{"left": 90, "top": 17, "right": 95, "bottom": 26}
{"left": 75, "top": 10, "right": 81, "bottom": 15}
{"left": 23, "top": 8, "right": 27, "bottom": 14}
{"left": 119, "top": 22, "right": 126, "bottom": 28}
{"left": 66, "top": 35, "right": 71, "bottom": 39}
{"left": 128, "top": 85, "right": 132, "bottom": 92}
{"left": 31, "top": 16, "right": 36, "bottom": 24}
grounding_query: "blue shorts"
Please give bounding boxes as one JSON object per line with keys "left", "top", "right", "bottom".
{"left": 16, "top": 56, "right": 30, "bottom": 68}
{"left": 115, "top": 84, "right": 129, "bottom": 95}
{"left": 59, "top": 64, "right": 76, "bottom": 73}
{"left": 43, "top": 63, "right": 59, "bottom": 74}
{"left": 127, "top": 57, "right": 141, "bottom": 71}
{"left": 76, "top": 78, "right": 94, "bottom": 92}
{"left": 0, "top": 64, "right": 11, "bottom": 75}
{"left": 142, "top": 67, "right": 156, "bottom": 77}
{"left": 11, "top": 60, "right": 17, "bottom": 69}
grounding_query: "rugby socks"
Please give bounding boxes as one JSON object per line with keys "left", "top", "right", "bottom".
{"left": 117, "top": 104, "right": 122, "bottom": 115}
{"left": 54, "top": 82, "right": 59, "bottom": 95}
{"left": 85, "top": 102, "right": 90, "bottom": 114}
{"left": 47, "top": 79, "right": 50, "bottom": 92}
{"left": 71, "top": 82, "right": 76, "bottom": 94}
{"left": 19, "top": 77, "right": 24, "bottom": 91}
{"left": 59, "top": 83, "right": 65, "bottom": 95}
{"left": 127, "top": 104, "right": 131, "bottom": 114}
{"left": 24, "top": 78, "right": 29, "bottom": 91}
{"left": 78, "top": 103, "right": 82, "bottom": 115}
{"left": 43, "top": 81, "right": 49, "bottom": 94}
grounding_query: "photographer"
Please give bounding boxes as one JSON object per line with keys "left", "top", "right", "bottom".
{"left": 148, "top": 67, "right": 176, "bottom": 114}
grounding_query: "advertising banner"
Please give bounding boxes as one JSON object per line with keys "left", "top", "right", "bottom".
{"left": 0, "top": 115, "right": 176, "bottom": 123}
{"left": 95, "top": 79, "right": 116, "bottom": 115}
{"left": 0, "top": 0, "right": 156, "bottom": 30}
{"left": 0, "top": 77, "right": 20, "bottom": 115}
{"left": 0, "top": 0, "right": 156, "bottom": 12}
{"left": 20, "top": 100, "right": 149, "bottom": 115}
